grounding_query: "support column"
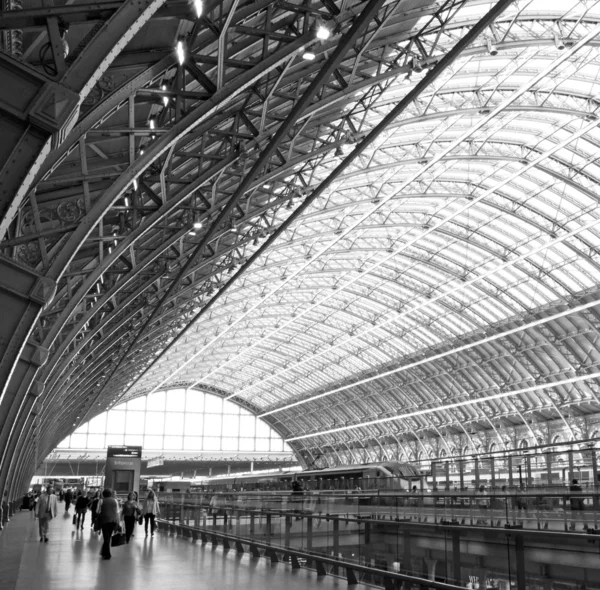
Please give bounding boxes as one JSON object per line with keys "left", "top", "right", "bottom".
{"left": 445, "top": 462, "right": 450, "bottom": 491}
{"left": 568, "top": 451, "right": 574, "bottom": 484}
{"left": 432, "top": 462, "right": 437, "bottom": 491}
{"left": 451, "top": 530, "right": 461, "bottom": 585}
{"left": 459, "top": 460, "right": 465, "bottom": 491}
{"left": 508, "top": 455, "right": 514, "bottom": 487}
{"left": 490, "top": 457, "right": 495, "bottom": 490}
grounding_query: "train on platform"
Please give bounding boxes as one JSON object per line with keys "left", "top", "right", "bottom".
{"left": 203, "top": 462, "right": 424, "bottom": 492}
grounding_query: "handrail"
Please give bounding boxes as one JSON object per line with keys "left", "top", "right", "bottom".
{"left": 157, "top": 516, "right": 466, "bottom": 590}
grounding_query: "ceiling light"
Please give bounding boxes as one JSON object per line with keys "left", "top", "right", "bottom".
{"left": 176, "top": 40, "right": 185, "bottom": 65}
{"left": 140, "top": 149, "right": 144, "bottom": 155}
{"left": 487, "top": 39, "right": 498, "bottom": 56}
{"left": 554, "top": 34, "right": 565, "bottom": 50}
{"left": 132, "top": 179, "right": 138, "bottom": 191}
{"left": 194, "top": 0, "right": 203, "bottom": 18}
{"left": 193, "top": 221, "right": 203, "bottom": 229}
{"left": 149, "top": 118, "right": 155, "bottom": 130}
{"left": 302, "top": 51, "right": 316, "bottom": 60}
{"left": 161, "top": 85, "right": 169, "bottom": 107}
{"left": 189, "top": 230, "right": 196, "bottom": 236}
{"left": 316, "top": 24, "right": 330, "bottom": 40}
{"left": 124, "top": 197, "right": 130, "bottom": 207}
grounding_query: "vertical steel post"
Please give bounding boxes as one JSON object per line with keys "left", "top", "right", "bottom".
{"left": 515, "top": 535, "right": 526, "bottom": 590}
{"left": 452, "top": 530, "right": 461, "bottom": 585}
{"left": 508, "top": 455, "right": 514, "bottom": 487}
{"left": 490, "top": 457, "right": 496, "bottom": 490}
{"left": 445, "top": 462, "right": 450, "bottom": 491}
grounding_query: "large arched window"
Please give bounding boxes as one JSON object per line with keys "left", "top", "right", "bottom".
{"left": 57, "top": 388, "right": 291, "bottom": 454}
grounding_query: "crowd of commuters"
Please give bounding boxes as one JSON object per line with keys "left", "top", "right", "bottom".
{"left": 29, "top": 484, "right": 160, "bottom": 559}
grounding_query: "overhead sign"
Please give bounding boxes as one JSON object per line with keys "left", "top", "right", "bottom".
{"left": 147, "top": 457, "right": 164, "bottom": 468}
{"left": 107, "top": 445, "right": 142, "bottom": 458}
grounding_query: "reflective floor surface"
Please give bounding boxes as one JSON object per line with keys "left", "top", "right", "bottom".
{"left": 0, "top": 503, "right": 369, "bottom": 590}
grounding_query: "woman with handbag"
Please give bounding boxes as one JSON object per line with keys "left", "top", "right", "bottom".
{"left": 98, "top": 489, "right": 119, "bottom": 559}
{"left": 142, "top": 489, "right": 160, "bottom": 537}
{"left": 121, "top": 492, "right": 140, "bottom": 543}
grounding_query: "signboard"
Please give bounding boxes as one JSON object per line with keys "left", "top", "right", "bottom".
{"left": 147, "top": 457, "right": 164, "bottom": 468}
{"left": 107, "top": 445, "right": 142, "bottom": 458}
{"left": 105, "top": 446, "right": 142, "bottom": 498}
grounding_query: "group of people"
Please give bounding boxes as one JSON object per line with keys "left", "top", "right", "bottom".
{"left": 33, "top": 485, "right": 161, "bottom": 559}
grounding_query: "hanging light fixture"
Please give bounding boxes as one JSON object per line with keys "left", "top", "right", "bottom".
{"left": 176, "top": 40, "right": 185, "bottom": 65}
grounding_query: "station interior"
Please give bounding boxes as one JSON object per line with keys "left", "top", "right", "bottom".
{"left": 3, "top": 0, "right": 600, "bottom": 589}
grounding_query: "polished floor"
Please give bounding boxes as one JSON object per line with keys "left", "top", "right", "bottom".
{"left": 0, "top": 503, "right": 369, "bottom": 590}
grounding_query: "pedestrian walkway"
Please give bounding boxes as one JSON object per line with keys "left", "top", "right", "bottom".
{"left": 0, "top": 502, "right": 368, "bottom": 590}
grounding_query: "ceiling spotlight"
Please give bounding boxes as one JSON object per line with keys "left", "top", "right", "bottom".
{"left": 487, "top": 39, "right": 498, "bottom": 56}
{"left": 412, "top": 57, "right": 424, "bottom": 73}
{"left": 193, "top": 220, "right": 203, "bottom": 229}
{"left": 149, "top": 118, "right": 155, "bottom": 130}
{"left": 302, "top": 51, "right": 316, "bottom": 60}
{"left": 189, "top": 230, "right": 196, "bottom": 236}
{"left": 554, "top": 34, "right": 565, "bottom": 50}
{"left": 140, "top": 149, "right": 144, "bottom": 155}
{"left": 194, "top": 0, "right": 203, "bottom": 18}
{"left": 161, "top": 84, "right": 169, "bottom": 107}
{"left": 133, "top": 179, "right": 138, "bottom": 191}
{"left": 176, "top": 40, "right": 185, "bottom": 65}
{"left": 316, "top": 24, "right": 331, "bottom": 40}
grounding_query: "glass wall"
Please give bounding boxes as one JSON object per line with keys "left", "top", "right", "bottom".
{"left": 57, "top": 388, "right": 291, "bottom": 453}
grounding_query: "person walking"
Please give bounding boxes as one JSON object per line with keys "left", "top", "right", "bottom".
{"left": 142, "top": 489, "right": 160, "bottom": 537}
{"left": 75, "top": 490, "right": 89, "bottom": 529}
{"left": 98, "top": 489, "right": 119, "bottom": 559}
{"left": 89, "top": 490, "right": 101, "bottom": 531}
{"left": 35, "top": 485, "right": 58, "bottom": 542}
{"left": 122, "top": 492, "right": 140, "bottom": 543}
{"left": 64, "top": 487, "right": 73, "bottom": 513}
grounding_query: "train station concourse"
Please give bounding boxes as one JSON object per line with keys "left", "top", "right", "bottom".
{"left": 5, "top": 0, "right": 600, "bottom": 588}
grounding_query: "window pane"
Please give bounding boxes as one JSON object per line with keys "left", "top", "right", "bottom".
{"left": 87, "top": 434, "right": 105, "bottom": 449}
{"left": 256, "top": 438, "right": 270, "bottom": 451}
{"left": 106, "top": 411, "right": 126, "bottom": 434}
{"left": 70, "top": 434, "right": 87, "bottom": 447}
{"left": 204, "top": 436, "right": 220, "bottom": 450}
{"left": 146, "top": 391, "right": 166, "bottom": 411}
{"left": 256, "top": 420, "right": 271, "bottom": 438}
{"left": 186, "top": 391, "right": 204, "bottom": 412}
{"left": 166, "top": 389, "right": 186, "bottom": 410}
{"left": 223, "top": 400, "right": 239, "bottom": 414}
{"left": 184, "top": 414, "right": 202, "bottom": 436}
{"left": 87, "top": 414, "right": 106, "bottom": 434}
{"left": 222, "top": 437, "right": 239, "bottom": 451}
{"left": 145, "top": 412, "right": 164, "bottom": 435}
{"left": 126, "top": 411, "right": 145, "bottom": 435}
{"left": 144, "top": 435, "right": 163, "bottom": 450}
{"left": 105, "top": 434, "right": 124, "bottom": 446}
{"left": 127, "top": 397, "right": 146, "bottom": 411}
{"left": 124, "top": 434, "right": 143, "bottom": 446}
{"left": 57, "top": 437, "right": 70, "bottom": 449}
{"left": 239, "top": 438, "right": 255, "bottom": 451}
{"left": 183, "top": 436, "right": 202, "bottom": 451}
{"left": 240, "top": 416, "right": 255, "bottom": 437}
{"left": 165, "top": 412, "right": 184, "bottom": 433}
{"left": 204, "top": 415, "right": 221, "bottom": 437}
{"left": 205, "top": 395, "right": 222, "bottom": 413}
{"left": 223, "top": 415, "right": 239, "bottom": 435}
{"left": 270, "top": 438, "right": 283, "bottom": 452}
{"left": 164, "top": 436, "right": 182, "bottom": 450}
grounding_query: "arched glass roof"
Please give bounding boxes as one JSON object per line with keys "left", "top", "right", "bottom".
{"left": 6, "top": 0, "right": 600, "bottom": 469}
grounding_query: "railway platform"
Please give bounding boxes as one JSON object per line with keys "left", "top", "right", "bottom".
{"left": 0, "top": 503, "right": 369, "bottom": 590}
